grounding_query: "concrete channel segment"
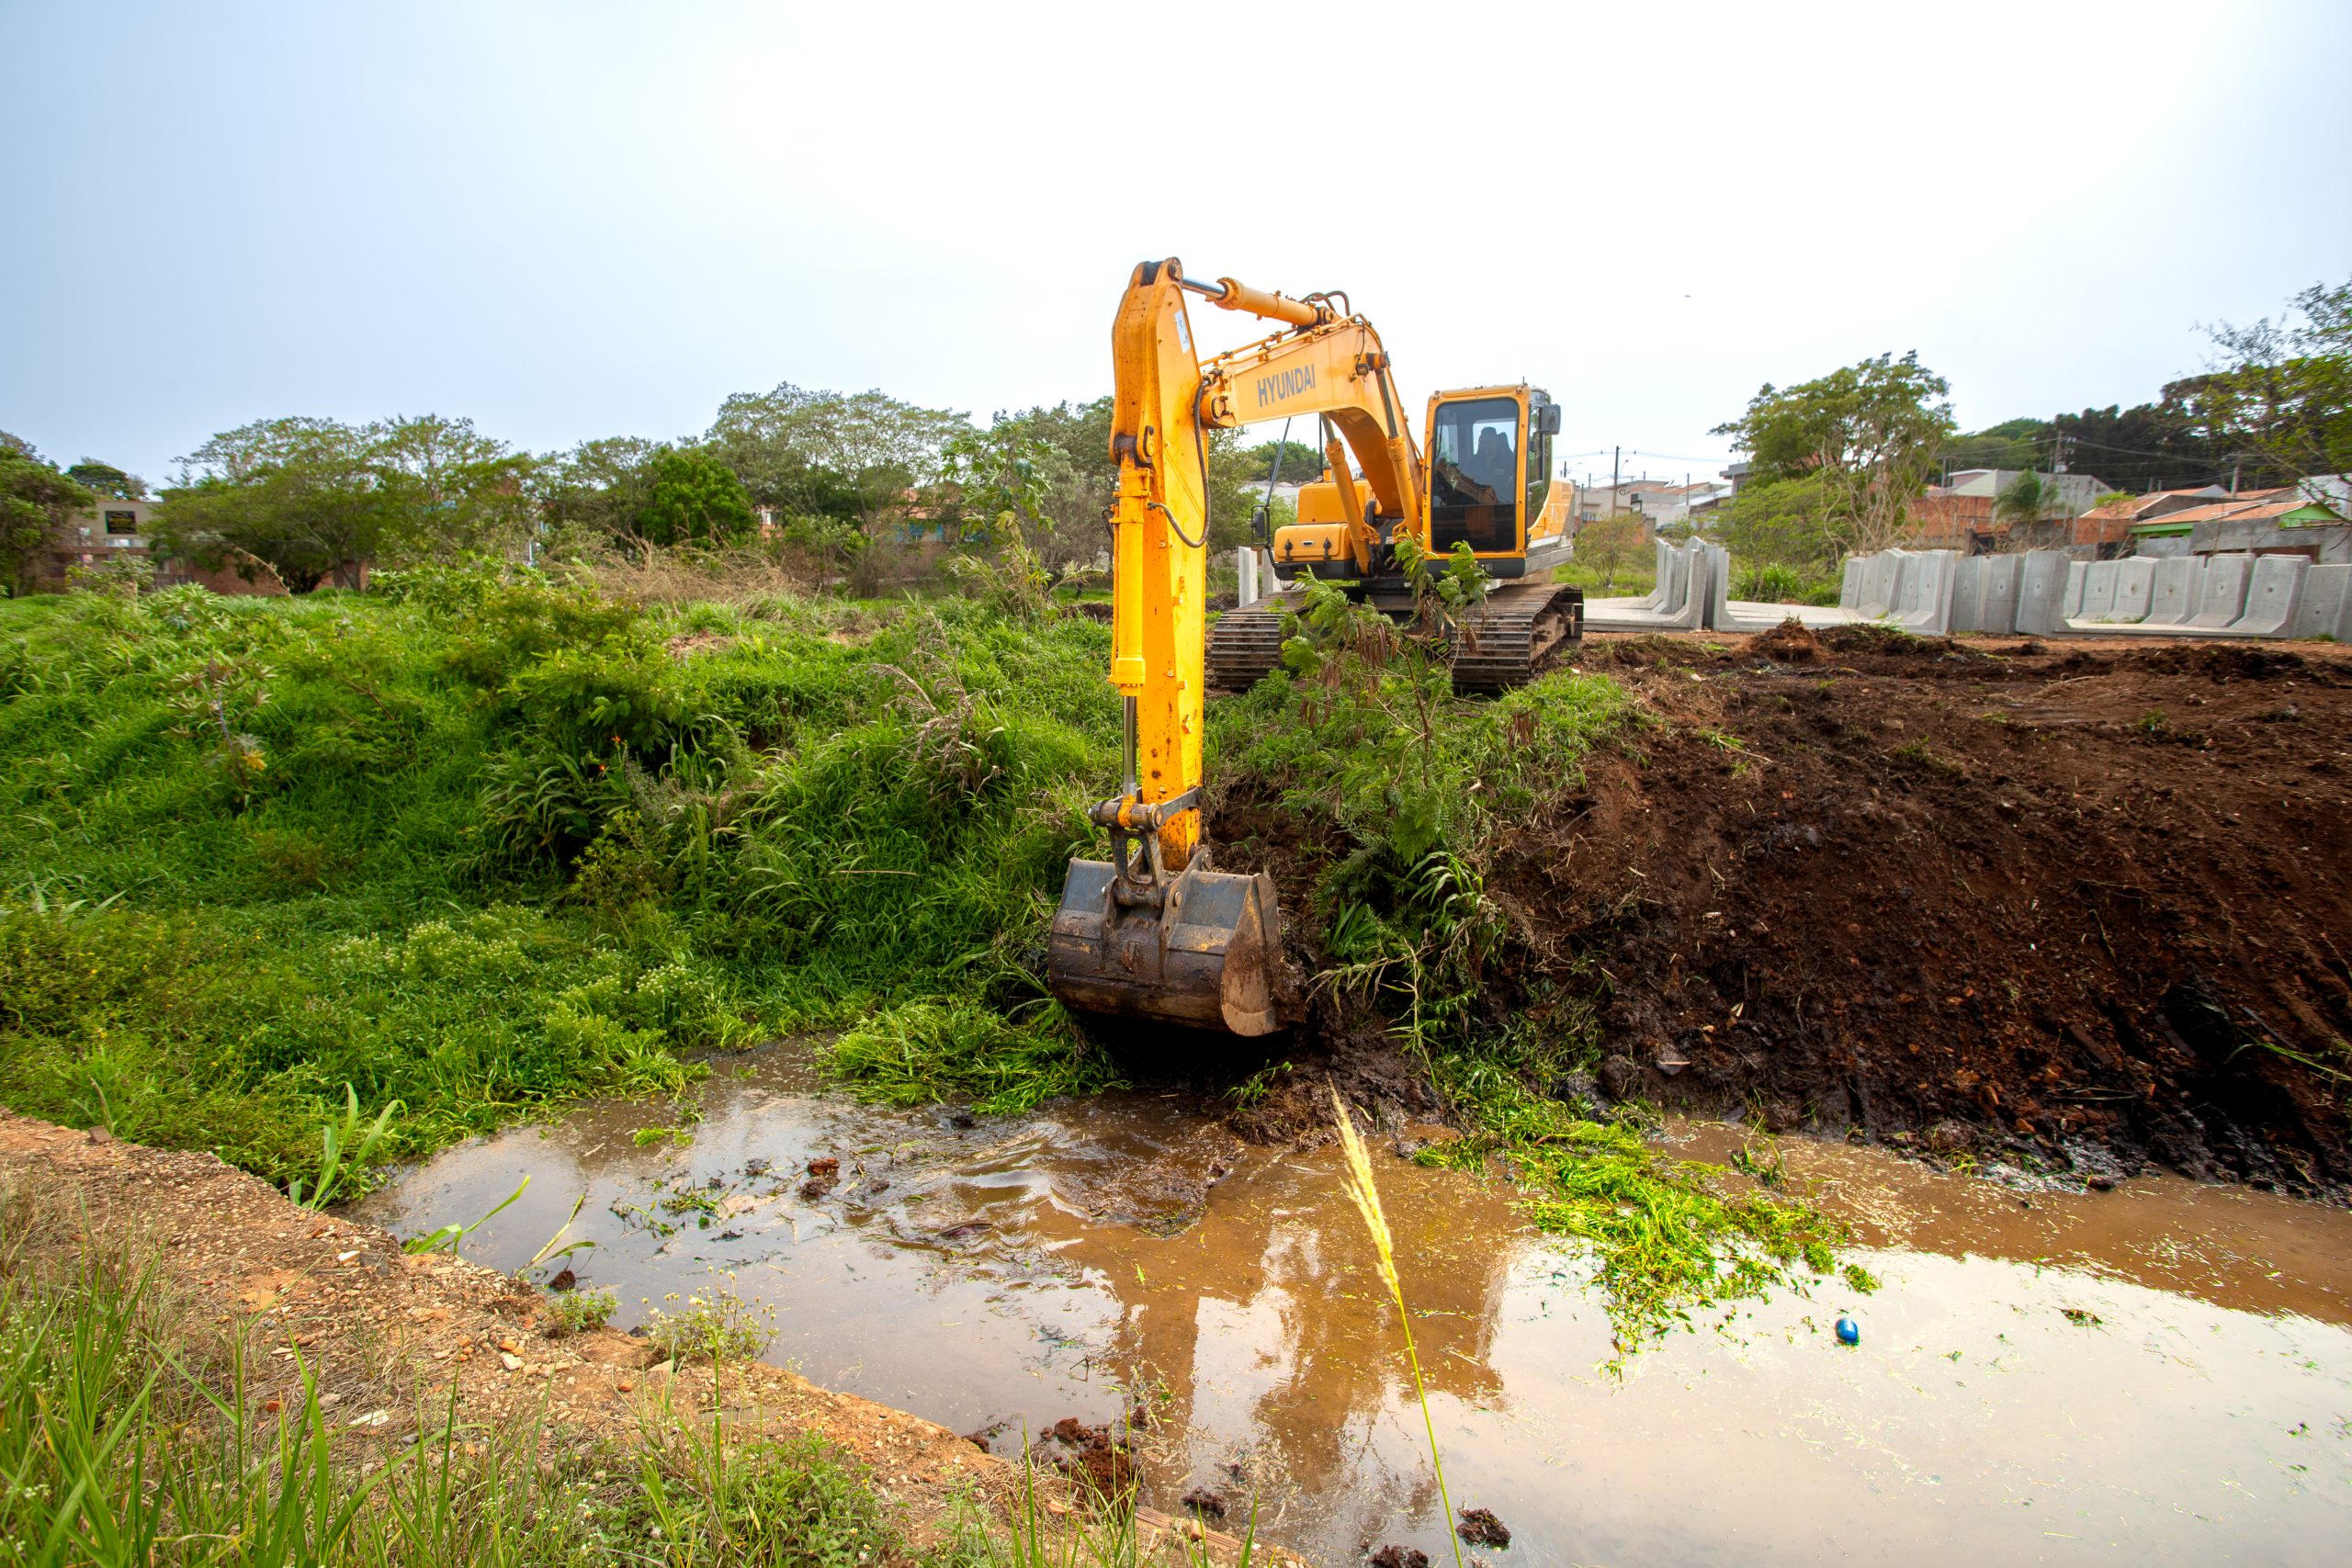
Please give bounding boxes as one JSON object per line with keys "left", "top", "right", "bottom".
{"left": 2077, "top": 560, "right": 2120, "bottom": 621}
{"left": 2288, "top": 565, "right": 2352, "bottom": 641}
{"left": 1584, "top": 538, "right": 1711, "bottom": 632}
{"left": 1570, "top": 540, "right": 2332, "bottom": 646}
{"left": 2015, "top": 551, "right": 2071, "bottom": 637}
{"left": 2188, "top": 554, "right": 2255, "bottom": 630}
{"left": 2109, "top": 558, "right": 2157, "bottom": 623}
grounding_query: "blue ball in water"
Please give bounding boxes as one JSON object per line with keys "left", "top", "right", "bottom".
{"left": 1836, "top": 1317, "right": 1860, "bottom": 1346}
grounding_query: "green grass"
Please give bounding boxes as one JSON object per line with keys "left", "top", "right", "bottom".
{"left": 0, "top": 570, "right": 1123, "bottom": 1183}
{"left": 0, "top": 1197, "right": 1262, "bottom": 1567}
{"left": 0, "top": 563, "right": 1858, "bottom": 1348}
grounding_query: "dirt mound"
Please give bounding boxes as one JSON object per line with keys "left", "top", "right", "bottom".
{"left": 1216, "top": 634, "right": 2352, "bottom": 1192}
{"left": 1741, "top": 618, "right": 1826, "bottom": 663}
{"left": 1497, "top": 636, "right": 2352, "bottom": 1190}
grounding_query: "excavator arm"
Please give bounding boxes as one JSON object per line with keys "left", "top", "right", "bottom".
{"left": 1192, "top": 290, "right": 1424, "bottom": 577}
{"left": 1046, "top": 258, "right": 1298, "bottom": 1037}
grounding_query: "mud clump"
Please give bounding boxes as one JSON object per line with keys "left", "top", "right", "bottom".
{"left": 1032, "top": 1416, "right": 1135, "bottom": 1497}
{"left": 797, "top": 1156, "right": 841, "bottom": 1201}
{"left": 1368, "top": 1549, "right": 1430, "bottom": 1568}
{"left": 1742, "top": 617, "right": 1826, "bottom": 663}
{"left": 1457, "top": 1505, "right": 1513, "bottom": 1546}
{"left": 1181, "top": 1486, "right": 1227, "bottom": 1518}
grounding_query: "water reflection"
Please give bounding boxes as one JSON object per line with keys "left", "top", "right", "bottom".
{"left": 359, "top": 1046, "right": 2352, "bottom": 1565}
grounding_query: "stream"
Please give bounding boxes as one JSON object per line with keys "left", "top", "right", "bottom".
{"left": 356, "top": 1043, "right": 2352, "bottom": 1564}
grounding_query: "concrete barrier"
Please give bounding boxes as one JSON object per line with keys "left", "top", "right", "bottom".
{"left": 2107, "top": 558, "right": 2157, "bottom": 623}
{"left": 2289, "top": 563, "right": 2351, "bottom": 640}
{"left": 2016, "top": 551, "right": 2072, "bottom": 637}
{"left": 2230, "top": 554, "right": 2307, "bottom": 637}
{"left": 1585, "top": 537, "right": 1711, "bottom": 632}
{"left": 1977, "top": 555, "right": 2022, "bottom": 636}
{"left": 2064, "top": 560, "right": 2087, "bottom": 618}
{"left": 2189, "top": 555, "right": 2254, "bottom": 629}
{"left": 2145, "top": 557, "right": 2200, "bottom": 626}
{"left": 1892, "top": 550, "right": 1959, "bottom": 635}
{"left": 2077, "top": 560, "right": 2120, "bottom": 621}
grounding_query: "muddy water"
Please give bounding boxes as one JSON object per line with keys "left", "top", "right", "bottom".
{"left": 359, "top": 1045, "right": 2352, "bottom": 1565}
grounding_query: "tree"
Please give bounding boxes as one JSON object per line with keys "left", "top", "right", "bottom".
{"left": 633, "top": 446, "right": 757, "bottom": 547}
{"left": 970, "top": 399, "right": 1115, "bottom": 569}
{"left": 1245, "top": 437, "right": 1325, "bottom": 482}
{"left": 1718, "top": 472, "right": 1836, "bottom": 586}
{"left": 2049, "top": 398, "right": 2224, "bottom": 493}
{"left": 0, "top": 437, "right": 96, "bottom": 594}
{"left": 155, "top": 413, "right": 537, "bottom": 588}
{"left": 370, "top": 414, "right": 536, "bottom": 558}
{"left": 1713, "top": 352, "right": 1955, "bottom": 555}
{"left": 534, "top": 436, "right": 663, "bottom": 542}
{"left": 2189, "top": 274, "right": 2352, "bottom": 498}
{"left": 706, "top": 382, "right": 969, "bottom": 531}
{"left": 155, "top": 417, "right": 394, "bottom": 592}
{"left": 65, "top": 460, "right": 148, "bottom": 500}
{"left": 1995, "top": 469, "right": 2061, "bottom": 527}
{"left": 1572, "top": 509, "right": 1645, "bottom": 592}
{"left": 1938, "top": 418, "right": 2050, "bottom": 478}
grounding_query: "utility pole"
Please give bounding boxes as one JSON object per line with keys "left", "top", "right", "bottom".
{"left": 2230, "top": 456, "right": 2241, "bottom": 496}
{"left": 1610, "top": 446, "right": 1620, "bottom": 515}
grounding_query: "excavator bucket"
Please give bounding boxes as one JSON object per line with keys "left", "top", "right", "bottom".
{"left": 1047, "top": 859, "right": 1283, "bottom": 1036}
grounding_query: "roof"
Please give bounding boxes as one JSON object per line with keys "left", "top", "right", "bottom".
{"left": 2134, "top": 497, "right": 2338, "bottom": 528}
{"left": 2080, "top": 487, "right": 2230, "bottom": 524}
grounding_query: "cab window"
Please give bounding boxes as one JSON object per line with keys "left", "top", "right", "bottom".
{"left": 1429, "top": 397, "right": 1520, "bottom": 553}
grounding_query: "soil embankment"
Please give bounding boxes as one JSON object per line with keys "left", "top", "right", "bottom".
{"left": 0, "top": 1111, "right": 1267, "bottom": 1563}
{"left": 1227, "top": 630, "right": 2352, "bottom": 1192}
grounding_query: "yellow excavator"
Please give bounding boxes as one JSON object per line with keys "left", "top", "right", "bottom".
{"left": 1046, "top": 258, "right": 1584, "bottom": 1038}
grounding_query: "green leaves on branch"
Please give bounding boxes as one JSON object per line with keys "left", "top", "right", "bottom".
{"left": 1713, "top": 352, "right": 1954, "bottom": 555}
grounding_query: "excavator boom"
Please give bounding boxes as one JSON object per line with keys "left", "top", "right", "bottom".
{"left": 1047, "top": 256, "right": 1582, "bottom": 1039}
{"left": 1046, "top": 259, "right": 1284, "bottom": 1037}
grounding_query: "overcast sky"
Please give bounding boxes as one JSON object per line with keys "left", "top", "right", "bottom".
{"left": 5, "top": 0, "right": 2346, "bottom": 491}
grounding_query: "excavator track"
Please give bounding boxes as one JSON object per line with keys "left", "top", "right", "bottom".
{"left": 1207, "top": 581, "right": 1583, "bottom": 694}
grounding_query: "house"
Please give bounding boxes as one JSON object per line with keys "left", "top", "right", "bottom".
{"left": 2064, "top": 486, "right": 2229, "bottom": 554}
{"left": 2153, "top": 491, "right": 2351, "bottom": 562}
{"left": 1939, "top": 468, "right": 2114, "bottom": 517}
{"left": 40, "top": 496, "right": 165, "bottom": 584}
{"left": 40, "top": 499, "right": 362, "bottom": 594}
{"left": 1905, "top": 492, "right": 1997, "bottom": 551}
{"left": 1573, "top": 479, "right": 1730, "bottom": 538}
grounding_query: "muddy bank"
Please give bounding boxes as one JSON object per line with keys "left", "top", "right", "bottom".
{"left": 353, "top": 1049, "right": 2352, "bottom": 1565}
{"left": 1216, "top": 632, "right": 2352, "bottom": 1192}
{"left": 0, "top": 1111, "right": 1270, "bottom": 1564}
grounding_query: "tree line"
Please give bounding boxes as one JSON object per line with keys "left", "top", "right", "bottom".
{"left": 1, "top": 387, "right": 1301, "bottom": 596}
{"left": 1699, "top": 272, "right": 2352, "bottom": 586}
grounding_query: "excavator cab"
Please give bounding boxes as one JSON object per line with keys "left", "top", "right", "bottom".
{"left": 1274, "top": 386, "right": 1568, "bottom": 583}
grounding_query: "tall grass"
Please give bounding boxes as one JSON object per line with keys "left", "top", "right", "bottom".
{"left": 0, "top": 1201, "right": 1258, "bottom": 1567}
{"left": 0, "top": 568, "right": 1124, "bottom": 1181}
{"left": 0, "top": 562, "right": 1859, "bottom": 1348}
{"left": 1329, "top": 1083, "right": 1462, "bottom": 1568}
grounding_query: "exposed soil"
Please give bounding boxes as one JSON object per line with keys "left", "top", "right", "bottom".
{"left": 0, "top": 1112, "right": 1279, "bottom": 1564}
{"left": 1215, "top": 631, "right": 2352, "bottom": 1194}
